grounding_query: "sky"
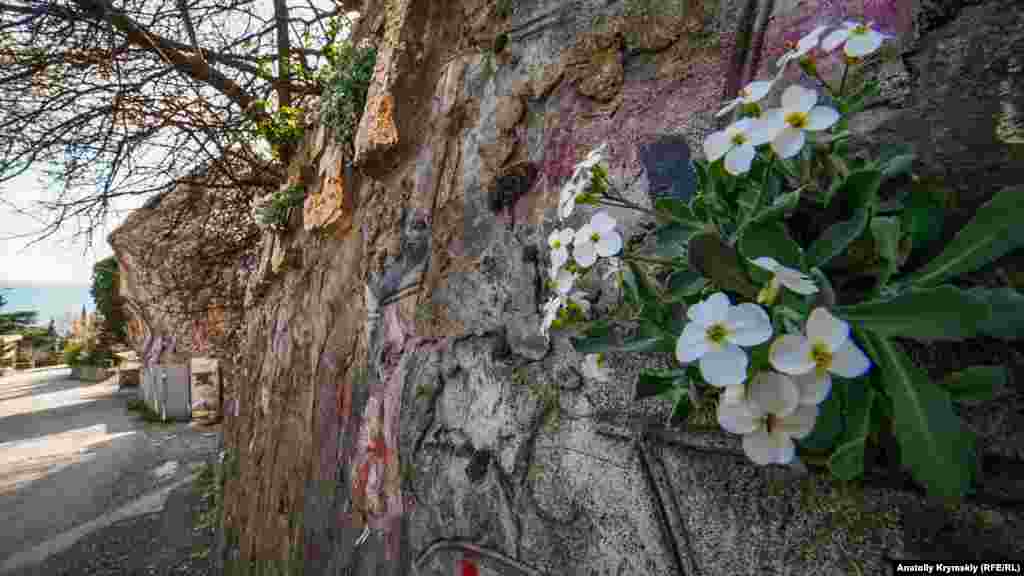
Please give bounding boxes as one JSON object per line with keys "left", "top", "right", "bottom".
{"left": 1, "top": 2, "right": 354, "bottom": 289}
{"left": 1, "top": 169, "right": 142, "bottom": 287}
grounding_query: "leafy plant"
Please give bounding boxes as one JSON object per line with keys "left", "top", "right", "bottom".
{"left": 254, "top": 184, "right": 307, "bottom": 231}
{"left": 319, "top": 41, "right": 377, "bottom": 151}
{"left": 540, "top": 21, "right": 1024, "bottom": 502}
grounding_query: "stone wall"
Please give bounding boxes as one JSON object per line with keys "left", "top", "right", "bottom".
{"left": 209, "top": 0, "right": 1024, "bottom": 574}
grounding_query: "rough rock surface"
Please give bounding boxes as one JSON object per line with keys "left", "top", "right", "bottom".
{"left": 166, "top": 0, "right": 1024, "bottom": 574}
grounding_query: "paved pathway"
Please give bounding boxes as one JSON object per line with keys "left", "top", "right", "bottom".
{"left": 0, "top": 368, "right": 219, "bottom": 574}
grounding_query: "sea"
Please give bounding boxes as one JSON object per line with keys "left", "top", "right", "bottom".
{"left": 0, "top": 284, "right": 95, "bottom": 328}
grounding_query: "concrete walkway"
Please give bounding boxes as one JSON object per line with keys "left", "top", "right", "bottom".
{"left": 0, "top": 368, "right": 219, "bottom": 574}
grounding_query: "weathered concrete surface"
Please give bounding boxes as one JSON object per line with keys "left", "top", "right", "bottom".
{"left": 202, "top": 0, "right": 1024, "bottom": 574}
{"left": 0, "top": 368, "right": 220, "bottom": 573}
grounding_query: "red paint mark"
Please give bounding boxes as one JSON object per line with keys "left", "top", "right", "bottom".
{"left": 459, "top": 558, "right": 480, "bottom": 576}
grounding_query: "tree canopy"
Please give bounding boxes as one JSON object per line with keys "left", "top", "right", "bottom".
{"left": 0, "top": 0, "right": 358, "bottom": 243}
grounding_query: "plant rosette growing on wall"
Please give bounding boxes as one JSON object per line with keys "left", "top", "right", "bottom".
{"left": 541, "top": 21, "right": 1024, "bottom": 502}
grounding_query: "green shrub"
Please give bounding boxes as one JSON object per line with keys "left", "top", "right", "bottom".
{"left": 63, "top": 342, "right": 83, "bottom": 366}
{"left": 319, "top": 41, "right": 377, "bottom": 150}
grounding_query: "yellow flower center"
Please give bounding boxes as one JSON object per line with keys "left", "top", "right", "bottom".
{"left": 590, "top": 232, "right": 600, "bottom": 243}
{"left": 811, "top": 341, "right": 832, "bottom": 376}
{"left": 785, "top": 111, "right": 809, "bottom": 128}
{"left": 552, "top": 240, "right": 562, "bottom": 249}
{"left": 730, "top": 132, "right": 748, "bottom": 146}
{"left": 596, "top": 353, "right": 605, "bottom": 368}
{"left": 853, "top": 24, "right": 868, "bottom": 35}
{"left": 706, "top": 323, "right": 730, "bottom": 345}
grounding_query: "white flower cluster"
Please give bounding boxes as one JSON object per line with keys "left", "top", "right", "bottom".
{"left": 674, "top": 274, "right": 871, "bottom": 464}
{"left": 706, "top": 21, "right": 890, "bottom": 176}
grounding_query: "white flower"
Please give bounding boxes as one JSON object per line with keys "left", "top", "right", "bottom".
{"left": 716, "top": 79, "right": 775, "bottom": 118}
{"left": 541, "top": 295, "right": 564, "bottom": 336}
{"left": 776, "top": 24, "right": 830, "bottom": 73}
{"left": 703, "top": 117, "right": 776, "bottom": 176}
{"left": 718, "top": 371, "right": 819, "bottom": 465}
{"left": 675, "top": 292, "right": 773, "bottom": 387}
{"left": 573, "top": 211, "right": 622, "bottom": 267}
{"left": 559, "top": 143, "right": 608, "bottom": 220}
{"left": 761, "top": 85, "right": 840, "bottom": 159}
{"left": 769, "top": 307, "right": 872, "bottom": 406}
{"left": 749, "top": 257, "right": 819, "bottom": 305}
{"left": 548, "top": 228, "right": 575, "bottom": 270}
{"left": 581, "top": 353, "right": 611, "bottom": 382}
{"left": 822, "top": 21, "right": 887, "bottom": 58}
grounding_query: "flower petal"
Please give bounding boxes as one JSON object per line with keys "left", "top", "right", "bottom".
{"left": 574, "top": 224, "right": 595, "bottom": 247}
{"left": 724, "top": 143, "right": 756, "bottom": 175}
{"left": 676, "top": 322, "right": 710, "bottom": 363}
{"left": 718, "top": 399, "right": 761, "bottom": 435}
{"left": 749, "top": 256, "right": 781, "bottom": 273}
{"left": 772, "top": 127, "right": 806, "bottom": 159}
{"left": 769, "top": 334, "right": 816, "bottom": 375}
{"left": 829, "top": 339, "right": 872, "bottom": 378}
{"left": 744, "top": 80, "right": 774, "bottom": 103}
{"left": 573, "top": 242, "right": 597, "bottom": 267}
{"left": 596, "top": 231, "right": 623, "bottom": 257}
{"left": 700, "top": 344, "right": 748, "bottom": 387}
{"left": 703, "top": 130, "right": 732, "bottom": 162}
{"left": 805, "top": 307, "right": 849, "bottom": 353}
{"left": 781, "top": 85, "right": 816, "bottom": 114}
{"left": 793, "top": 369, "right": 832, "bottom": 406}
{"left": 798, "top": 24, "right": 830, "bottom": 52}
{"left": 749, "top": 371, "right": 799, "bottom": 417}
{"left": 745, "top": 117, "right": 776, "bottom": 146}
{"left": 558, "top": 228, "right": 575, "bottom": 245}
{"left": 743, "top": 430, "right": 795, "bottom": 465}
{"left": 821, "top": 28, "right": 850, "bottom": 52}
{"left": 776, "top": 404, "right": 819, "bottom": 439}
{"left": 845, "top": 29, "right": 883, "bottom": 58}
{"left": 591, "top": 210, "right": 617, "bottom": 234}
{"left": 555, "top": 268, "right": 576, "bottom": 294}
{"left": 551, "top": 247, "right": 569, "bottom": 271}
{"left": 726, "top": 303, "right": 773, "bottom": 347}
{"left": 805, "top": 106, "right": 840, "bottom": 131}
{"left": 687, "top": 292, "right": 731, "bottom": 325}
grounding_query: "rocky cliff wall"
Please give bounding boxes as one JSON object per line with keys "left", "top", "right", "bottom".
{"left": 214, "top": 1, "right": 1024, "bottom": 574}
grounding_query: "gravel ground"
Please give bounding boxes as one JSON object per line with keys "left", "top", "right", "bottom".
{"left": 10, "top": 466, "right": 219, "bottom": 576}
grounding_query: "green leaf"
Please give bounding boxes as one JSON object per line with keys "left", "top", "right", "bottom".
{"left": 835, "top": 285, "right": 992, "bottom": 341}
{"left": 571, "top": 320, "right": 616, "bottom": 354}
{"left": 752, "top": 188, "right": 801, "bottom": 224}
{"left": 806, "top": 208, "right": 870, "bottom": 269}
{"left": 668, "top": 386, "right": 691, "bottom": 424}
{"left": 939, "top": 365, "right": 1006, "bottom": 403}
{"left": 688, "top": 232, "right": 759, "bottom": 299}
{"left": 901, "top": 191, "right": 945, "bottom": 257}
{"left": 799, "top": 384, "right": 844, "bottom": 451}
{"left": 828, "top": 383, "right": 876, "bottom": 481}
{"left": 906, "top": 185, "right": 1024, "bottom": 287}
{"left": 739, "top": 220, "right": 805, "bottom": 270}
{"left": 635, "top": 369, "right": 687, "bottom": 401}
{"left": 621, "top": 265, "right": 640, "bottom": 306}
{"left": 844, "top": 169, "right": 884, "bottom": 211}
{"left": 652, "top": 223, "right": 696, "bottom": 259}
{"left": 870, "top": 216, "right": 902, "bottom": 288}
{"left": 967, "top": 287, "right": 1024, "bottom": 340}
{"left": 858, "top": 330, "right": 974, "bottom": 500}
{"left": 628, "top": 261, "right": 668, "bottom": 325}
{"left": 654, "top": 198, "right": 700, "bottom": 225}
